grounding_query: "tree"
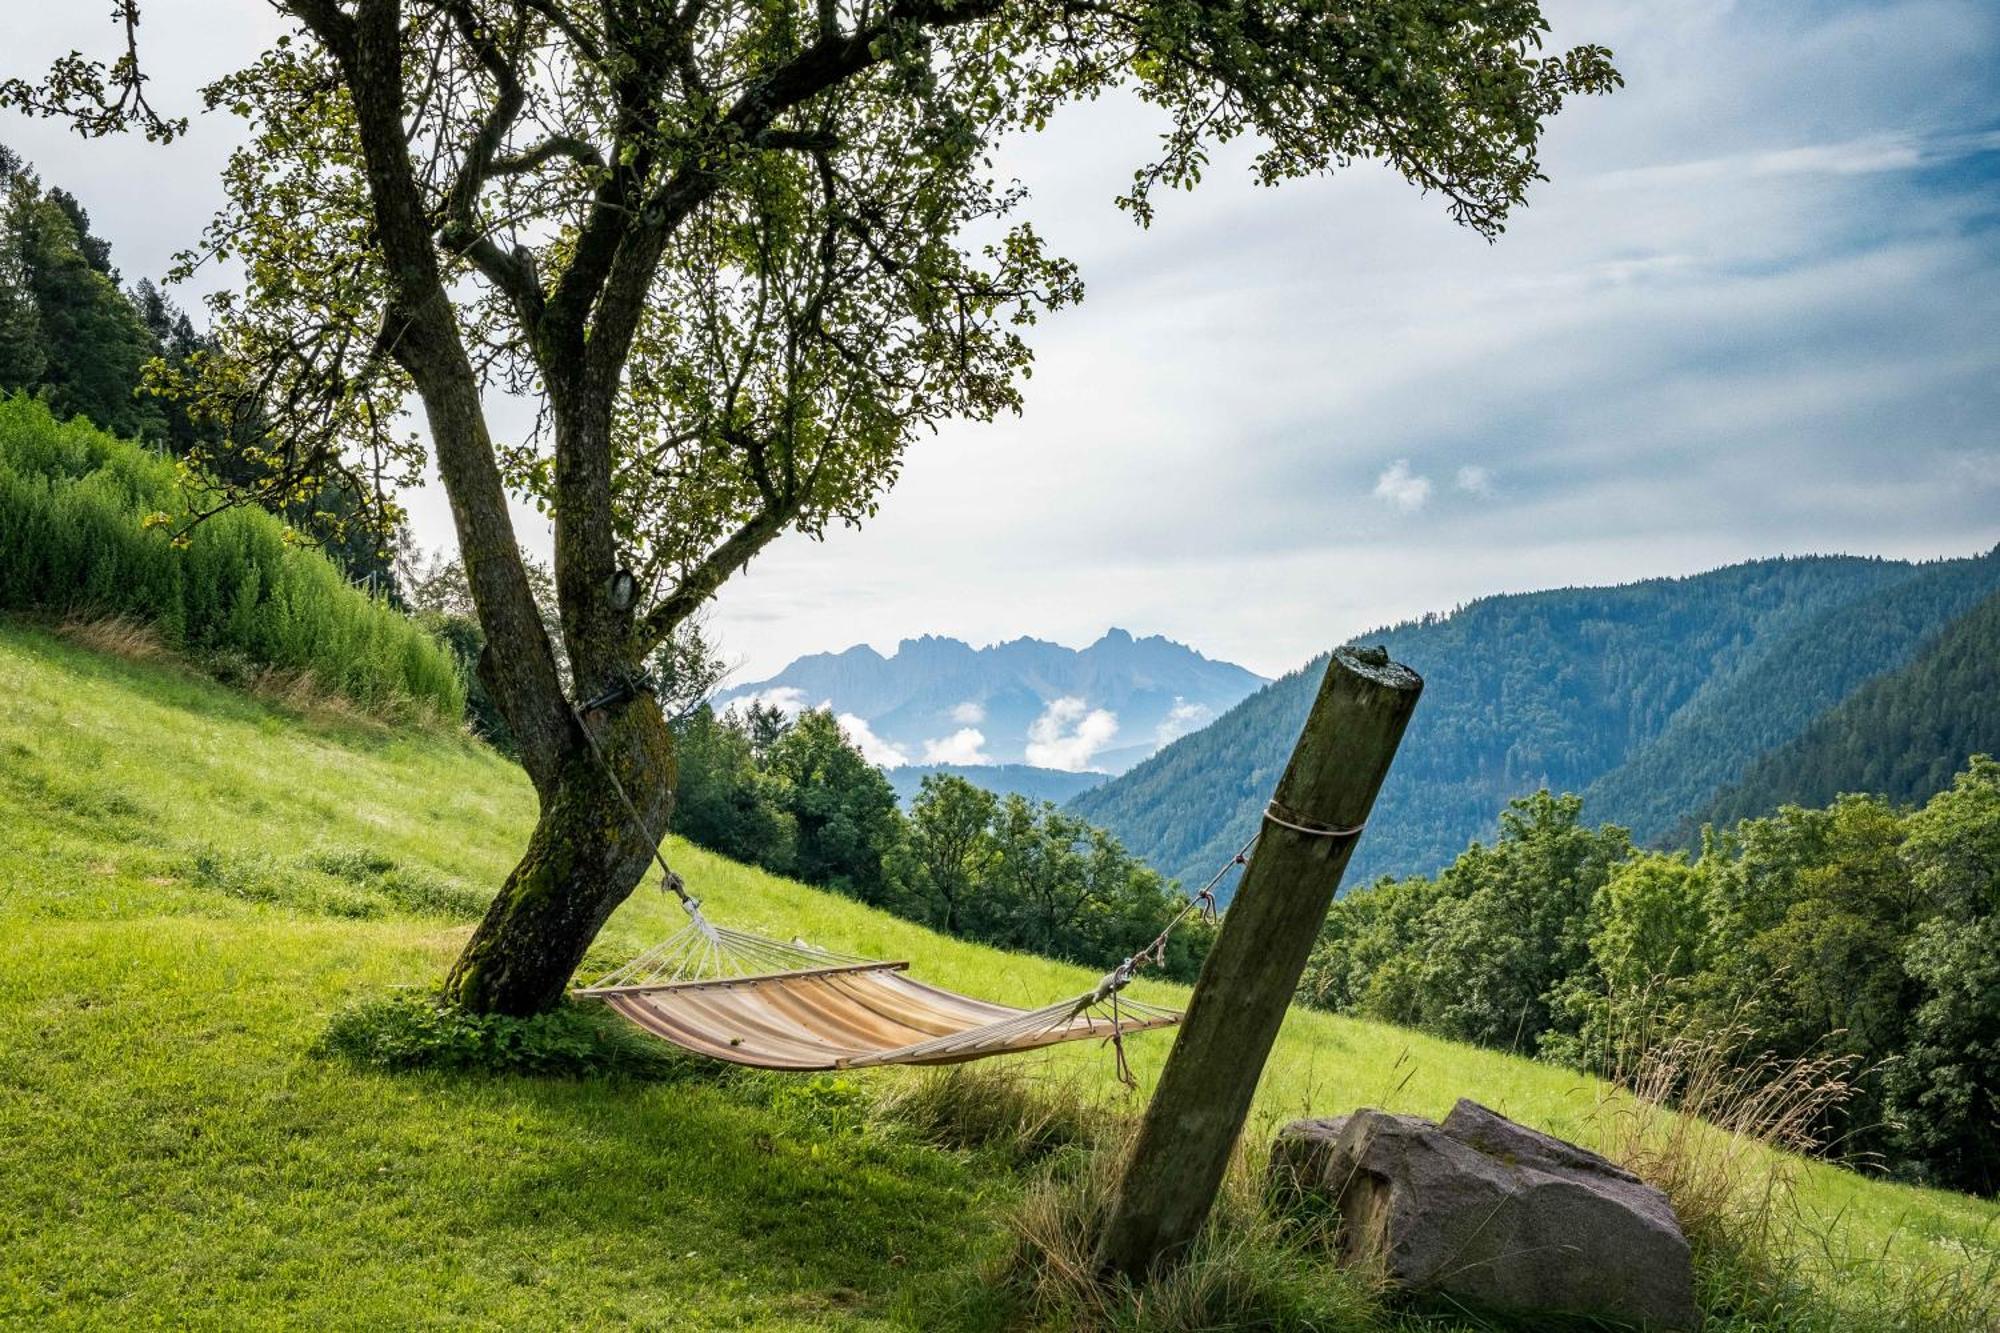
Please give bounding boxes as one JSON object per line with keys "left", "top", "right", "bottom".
{"left": 1886, "top": 757, "right": 2000, "bottom": 1192}
{"left": 1543, "top": 851, "right": 1713, "bottom": 1068}
{"left": 906, "top": 773, "right": 997, "bottom": 933}
{"left": 8, "top": 1, "right": 1618, "bottom": 1015}
{"left": 0, "top": 151, "right": 44, "bottom": 391}
{"left": 1408, "top": 791, "right": 1630, "bottom": 1051}
{"left": 0, "top": 153, "right": 162, "bottom": 439}
{"left": 670, "top": 705, "right": 798, "bottom": 870}
{"left": 764, "top": 709, "right": 905, "bottom": 904}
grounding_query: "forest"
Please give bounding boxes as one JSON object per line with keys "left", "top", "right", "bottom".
{"left": 669, "top": 701, "right": 1217, "bottom": 983}
{"left": 1076, "top": 552, "right": 2000, "bottom": 891}
{"left": 1696, "top": 588, "right": 2000, "bottom": 831}
{"left": 0, "top": 145, "right": 393, "bottom": 587}
{"left": 1301, "top": 758, "right": 2000, "bottom": 1195}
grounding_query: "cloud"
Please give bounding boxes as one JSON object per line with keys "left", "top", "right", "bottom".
{"left": 28, "top": 1, "right": 1996, "bottom": 686}
{"left": 836, "top": 712, "right": 910, "bottom": 768}
{"left": 950, "top": 700, "right": 987, "bottom": 725}
{"left": 1373, "top": 460, "right": 1432, "bottom": 513}
{"left": 724, "top": 685, "right": 809, "bottom": 719}
{"left": 1456, "top": 465, "right": 1495, "bottom": 497}
{"left": 1154, "top": 697, "right": 1213, "bottom": 745}
{"left": 921, "top": 728, "right": 992, "bottom": 765}
{"left": 1026, "top": 696, "right": 1119, "bottom": 771}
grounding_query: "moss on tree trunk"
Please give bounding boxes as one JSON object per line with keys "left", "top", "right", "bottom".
{"left": 445, "top": 700, "right": 675, "bottom": 1017}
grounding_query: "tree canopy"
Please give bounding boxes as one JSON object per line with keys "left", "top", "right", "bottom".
{"left": 5, "top": 0, "right": 1618, "bottom": 1014}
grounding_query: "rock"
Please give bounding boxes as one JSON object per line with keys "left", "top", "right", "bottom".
{"left": 1269, "top": 1098, "right": 1697, "bottom": 1330}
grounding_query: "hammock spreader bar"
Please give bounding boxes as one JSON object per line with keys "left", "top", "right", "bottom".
{"left": 562, "top": 676, "right": 1267, "bottom": 1076}
{"left": 576, "top": 909, "right": 1182, "bottom": 1072}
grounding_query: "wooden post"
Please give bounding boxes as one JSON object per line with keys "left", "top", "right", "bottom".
{"left": 1095, "top": 645, "right": 1422, "bottom": 1281}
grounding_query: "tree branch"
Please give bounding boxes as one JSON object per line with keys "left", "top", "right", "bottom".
{"left": 636, "top": 496, "right": 803, "bottom": 656}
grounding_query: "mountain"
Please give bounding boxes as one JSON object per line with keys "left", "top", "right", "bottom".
{"left": 1069, "top": 550, "right": 2000, "bottom": 894}
{"left": 713, "top": 628, "right": 1267, "bottom": 776}
{"left": 1692, "top": 586, "right": 2000, "bottom": 830}
{"left": 885, "top": 763, "right": 1109, "bottom": 808}
{"left": 1581, "top": 558, "right": 2000, "bottom": 840}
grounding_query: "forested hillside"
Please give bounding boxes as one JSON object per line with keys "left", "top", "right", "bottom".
{"left": 1072, "top": 551, "right": 2000, "bottom": 892}
{"left": 1581, "top": 555, "right": 2000, "bottom": 840}
{"left": 1696, "top": 587, "right": 2000, "bottom": 829}
{"left": 0, "top": 143, "right": 390, "bottom": 582}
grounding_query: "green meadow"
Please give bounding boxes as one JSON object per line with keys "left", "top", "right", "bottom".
{"left": 2, "top": 621, "right": 1994, "bottom": 1329}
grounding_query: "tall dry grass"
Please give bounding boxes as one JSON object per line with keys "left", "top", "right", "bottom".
{"left": 997, "top": 1118, "right": 1383, "bottom": 1332}
{"left": 1591, "top": 1023, "right": 1999, "bottom": 1332}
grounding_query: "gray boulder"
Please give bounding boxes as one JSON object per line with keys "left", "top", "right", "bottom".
{"left": 1269, "top": 1098, "right": 1696, "bottom": 1330}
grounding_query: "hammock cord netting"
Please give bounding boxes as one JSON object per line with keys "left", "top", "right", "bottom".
{"left": 565, "top": 678, "right": 1360, "bottom": 1076}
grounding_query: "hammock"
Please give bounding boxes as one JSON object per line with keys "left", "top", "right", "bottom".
{"left": 576, "top": 912, "right": 1183, "bottom": 1073}
{"left": 564, "top": 676, "right": 1242, "bottom": 1078}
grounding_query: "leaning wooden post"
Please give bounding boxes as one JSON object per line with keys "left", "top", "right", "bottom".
{"left": 1095, "top": 645, "right": 1422, "bottom": 1281}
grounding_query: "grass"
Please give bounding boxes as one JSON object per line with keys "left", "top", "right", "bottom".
{"left": 0, "top": 395, "right": 464, "bottom": 720}
{"left": 1, "top": 619, "right": 1995, "bottom": 1328}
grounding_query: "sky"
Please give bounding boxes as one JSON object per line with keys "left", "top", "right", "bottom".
{"left": 4, "top": 1, "right": 1996, "bottom": 680}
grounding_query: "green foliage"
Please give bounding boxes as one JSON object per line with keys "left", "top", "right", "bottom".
{"left": 0, "top": 150, "right": 161, "bottom": 440}
{"left": 763, "top": 709, "right": 907, "bottom": 904}
{"left": 318, "top": 990, "right": 688, "bottom": 1080}
{"left": 0, "top": 145, "right": 398, "bottom": 582}
{"left": 1305, "top": 792, "right": 1631, "bottom": 1052}
{"left": 0, "top": 394, "right": 463, "bottom": 719}
{"left": 0, "top": 619, "right": 1992, "bottom": 1327}
{"left": 670, "top": 703, "right": 799, "bottom": 867}
{"left": 905, "top": 772, "right": 999, "bottom": 935}
{"left": 1701, "top": 587, "right": 2000, "bottom": 830}
{"left": 1587, "top": 556, "right": 2000, "bottom": 841}
{"left": 966, "top": 790, "right": 1215, "bottom": 979}
{"left": 672, "top": 706, "right": 1213, "bottom": 981}
{"left": 1883, "top": 759, "right": 2000, "bottom": 1194}
{"left": 1076, "top": 552, "right": 2000, "bottom": 891}
{"left": 1304, "top": 759, "right": 2000, "bottom": 1195}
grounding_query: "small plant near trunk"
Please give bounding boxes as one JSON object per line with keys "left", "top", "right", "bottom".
{"left": 317, "top": 990, "right": 693, "bottom": 1081}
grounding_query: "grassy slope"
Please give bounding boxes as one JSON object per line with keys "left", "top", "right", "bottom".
{"left": 2, "top": 623, "right": 1994, "bottom": 1328}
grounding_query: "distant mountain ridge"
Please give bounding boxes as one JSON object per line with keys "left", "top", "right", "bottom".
{"left": 1069, "top": 549, "right": 2000, "bottom": 894}
{"left": 885, "top": 763, "right": 1108, "bottom": 809}
{"left": 713, "top": 628, "right": 1268, "bottom": 783}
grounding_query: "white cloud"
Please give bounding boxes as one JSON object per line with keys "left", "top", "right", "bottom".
{"left": 1456, "top": 465, "right": 1495, "bottom": 497}
{"left": 921, "top": 728, "right": 992, "bottom": 765}
{"left": 23, "top": 2, "right": 1997, "bottom": 686}
{"left": 1154, "top": 697, "right": 1213, "bottom": 745}
{"left": 723, "top": 685, "right": 808, "bottom": 720}
{"left": 1025, "top": 696, "right": 1119, "bottom": 771}
{"left": 1373, "top": 460, "right": 1432, "bottom": 513}
{"left": 950, "top": 699, "right": 987, "bottom": 725}
{"left": 836, "top": 712, "right": 910, "bottom": 768}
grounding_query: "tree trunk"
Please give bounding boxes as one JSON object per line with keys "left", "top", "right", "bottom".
{"left": 444, "top": 695, "right": 677, "bottom": 1017}
{"left": 305, "top": 4, "right": 670, "bottom": 1016}
{"left": 1094, "top": 645, "right": 1423, "bottom": 1280}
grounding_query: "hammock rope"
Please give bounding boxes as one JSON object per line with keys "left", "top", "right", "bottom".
{"left": 564, "top": 674, "right": 1360, "bottom": 1078}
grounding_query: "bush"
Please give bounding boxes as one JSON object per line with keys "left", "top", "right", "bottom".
{"left": 317, "top": 991, "right": 694, "bottom": 1080}
{"left": 0, "top": 395, "right": 464, "bottom": 721}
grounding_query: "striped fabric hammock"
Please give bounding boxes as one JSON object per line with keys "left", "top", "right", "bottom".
{"left": 564, "top": 678, "right": 1242, "bottom": 1079}
{"left": 576, "top": 911, "right": 1183, "bottom": 1073}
